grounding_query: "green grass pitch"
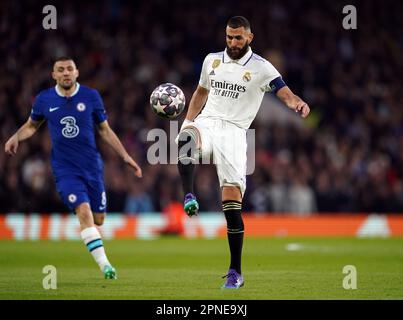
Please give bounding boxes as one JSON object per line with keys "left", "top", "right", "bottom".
{"left": 0, "top": 237, "right": 402, "bottom": 299}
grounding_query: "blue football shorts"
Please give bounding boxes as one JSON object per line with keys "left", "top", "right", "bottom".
{"left": 55, "top": 175, "right": 107, "bottom": 213}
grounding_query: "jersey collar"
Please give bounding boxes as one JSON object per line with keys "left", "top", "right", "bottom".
{"left": 223, "top": 47, "right": 253, "bottom": 66}
{"left": 55, "top": 82, "right": 80, "bottom": 97}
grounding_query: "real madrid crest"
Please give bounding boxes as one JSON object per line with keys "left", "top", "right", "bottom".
{"left": 77, "top": 102, "right": 86, "bottom": 112}
{"left": 242, "top": 72, "right": 252, "bottom": 82}
{"left": 212, "top": 59, "right": 221, "bottom": 69}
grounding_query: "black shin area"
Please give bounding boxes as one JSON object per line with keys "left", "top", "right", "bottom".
{"left": 177, "top": 129, "right": 198, "bottom": 195}
{"left": 222, "top": 200, "right": 244, "bottom": 274}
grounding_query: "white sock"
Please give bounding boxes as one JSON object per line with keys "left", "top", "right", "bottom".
{"left": 80, "top": 226, "right": 111, "bottom": 272}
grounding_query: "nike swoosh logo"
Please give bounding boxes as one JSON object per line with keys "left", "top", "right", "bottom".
{"left": 49, "top": 107, "right": 60, "bottom": 112}
{"left": 99, "top": 206, "right": 106, "bottom": 210}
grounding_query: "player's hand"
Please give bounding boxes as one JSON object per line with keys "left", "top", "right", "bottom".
{"left": 175, "top": 119, "right": 194, "bottom": 144}
{"left": 5, "top": 135, "right": 19, "bottom": 156}
{"left": 294, "top": 100, "right": 310, "bottom": 118}
{"left": 124, "top": 155, "right": 142, "bottom": 178}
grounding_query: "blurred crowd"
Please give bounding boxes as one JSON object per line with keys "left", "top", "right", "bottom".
{"left": 1, "top": 0, "right": 402, "bottom": 214}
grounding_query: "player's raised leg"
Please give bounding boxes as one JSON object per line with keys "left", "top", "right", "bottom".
{"left": 221, "top": 186, "right": 244, "bottom": 289}
{"left": 76, "top": 203, "right": 116, "bottom": 279}
{"left": 177, "top": 126, "right": 200, "bottom": 216}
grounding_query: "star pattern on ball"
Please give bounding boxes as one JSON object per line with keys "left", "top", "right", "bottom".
{"left": 150, "top": 83, "right": 186, "bottom": 119}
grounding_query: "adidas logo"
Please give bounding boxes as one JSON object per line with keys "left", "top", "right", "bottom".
{"left": 209, "top": 70, "right": 215, "bottom": 76}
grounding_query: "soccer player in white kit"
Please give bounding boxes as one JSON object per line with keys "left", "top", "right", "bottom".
{"left": 176, "top": 16, "right": 310, "bottom": 289}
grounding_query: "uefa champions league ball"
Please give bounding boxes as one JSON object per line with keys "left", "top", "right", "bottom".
{"left": 150, "top": 83, "right": 186, "bottom": 119}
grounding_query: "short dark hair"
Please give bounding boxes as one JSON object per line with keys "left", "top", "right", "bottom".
{"left": 54, "top": 56, "right": 75, "bottom": 64}
{"left": 227, "top": 16, "right": 251, "bottom": 31}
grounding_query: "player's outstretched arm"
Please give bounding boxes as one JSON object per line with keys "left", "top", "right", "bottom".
{"left": 175, "top": 85, "right": 209, "bottom": 144}
{"left": 185, "top": 85, "right": 209, "bottom": 122}
{"left": 97, "top": 120, "right": 142, "bottom": 178}
{"left": 4, "top": 118, "right": 43, "bottom": 156}
{"left": 175, "top": 85, "right": 209, "bottom": 141}
{"left": 276, "top": 86, "right": 310, "bottom": 118}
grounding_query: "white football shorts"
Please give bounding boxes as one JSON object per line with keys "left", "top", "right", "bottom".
{"left": 184, "top": 117, "right": 247, "bottom": 196}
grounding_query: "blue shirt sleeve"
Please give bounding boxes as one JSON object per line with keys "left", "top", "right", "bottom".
{"left": 30, "top": 94, "right": 45, "bottom": 121}
{"left": 92, "top": 90, "right": 108, "bottom": 124}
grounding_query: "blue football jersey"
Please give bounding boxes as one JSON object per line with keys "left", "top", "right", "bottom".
{"left": 30, "top": 83, "right": 107, "bottom": 180}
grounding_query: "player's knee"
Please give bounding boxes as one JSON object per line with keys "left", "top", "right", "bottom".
{"left": 177, "top": 128, "right": 199, "bottom": 164}
{"left": 93, "top": 214, "right": 105, "bottom": 226}
{"left": 222, "top": 200, "right": 244, "bottom": 233}
{"left": 222, "top": 186, "right": 242, "bottom": 202}
{"left": 75, "top": 203, "right": 93, "bottom": 226}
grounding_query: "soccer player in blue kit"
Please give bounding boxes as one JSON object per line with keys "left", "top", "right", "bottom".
{"left": 5, "top": 57, "right": 142, "bottom": 279}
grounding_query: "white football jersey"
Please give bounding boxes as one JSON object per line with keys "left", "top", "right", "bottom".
{"left": 197, "top": 47, "right": 282, "bottom": 129}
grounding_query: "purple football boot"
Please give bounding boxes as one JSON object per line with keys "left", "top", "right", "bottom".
{"left": 221, "top": 269, "right": 244, "bottom": 289}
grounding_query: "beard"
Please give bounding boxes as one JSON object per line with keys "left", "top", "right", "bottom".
{"left": 60, "top": 79, "right": 75, "bottom": 90}
{"left": 226, "top": 42, "right": 250, "bottom": 60}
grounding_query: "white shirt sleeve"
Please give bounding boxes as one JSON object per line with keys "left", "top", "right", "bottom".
{"left": 260, "top": 61, "right": 282, "bottom": 92}
{"left": 198, "top": 55, "right": 211, "bottom": 90}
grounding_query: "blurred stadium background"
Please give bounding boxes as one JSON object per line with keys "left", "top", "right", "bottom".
{"left": 0, "top": 0, "right": 402, "bottom": 300}
{"left": 1, "top": 0, "right": 403, "bottom": 214}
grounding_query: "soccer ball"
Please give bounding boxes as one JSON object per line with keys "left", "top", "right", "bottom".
{"left": 150, "top": 83, "right": 186, "bottom": 119}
